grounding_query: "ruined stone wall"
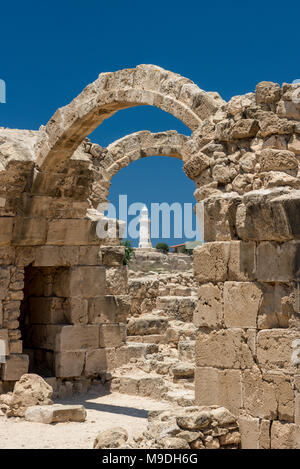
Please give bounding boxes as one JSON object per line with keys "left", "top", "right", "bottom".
{"left": 0, "top": 243, "right": 129, "bottom": 392}
{"left": 191, "top": 81, "right": 300, "bottom": 449}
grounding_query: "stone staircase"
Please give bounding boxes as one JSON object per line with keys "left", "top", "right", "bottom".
{"left": 110, "top": 271, "right": 198, "bottom": 406}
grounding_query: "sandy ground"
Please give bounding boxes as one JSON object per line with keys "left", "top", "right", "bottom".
{"left": 0, "top": 389, "right": 170, "bottom": 449}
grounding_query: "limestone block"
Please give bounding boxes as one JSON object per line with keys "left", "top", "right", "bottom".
{"left": 55, "top": 325, "right": 99, "bottom": 352}
{"left": 257, "top": 329, "right": 299, "bottom": 373}
{"left": 99, "top": 324, "right": 126, "bottom": 348}
{"left": 195, "top": 367, "right": 242, "bottom": 416}
{"left": 78, "top": 246, "right": 102, "bottom": 266}
{"left": 242, "top": 367, "right": 294, "bottom": 420}
{"left": 230, "top": 119, "right": 259, "bottom": 139}
{"left": 202, "top": 194, "right": 242, "bottom": 242}
{"left": 65, "top": 298, "right": 88, "bottom": 324}
{"left": 105, "top": 266, "right": 127, "bottom": 295}
{"left": 25, "top": 404, "right": 86, "bottom": 424}
{"left": 223, "top": 281, "right": 262, "bottom": 328}
{"left": 239, "top": 416, "right": 260, "bottom": 449}
{"left": 259, "top": 148, "right": 298, "bottom": 175}
{"left": 93, "top": 427, "right": 128, "bottom": 449}
{"left": 29, "top": 297, "right": 67, "bottom": 324}
{"left": 30, "top": 325, "right": 62, "bottom": 350}
{"left": 256, "top": 241, "right": 300, "bottom": 282}
{"left": 0, "top": 246, "right": 15, "bottom": 265}
{"left": 53, "top": 266, "right": 106, "bottom": 298}
{"left": 46, "top": 219, "right": 99, "bottom": 245}
{"left": 88, "top": 295, "right": 129, "bottom": 324}
{"left": 9, "top": 340, "right": 22, "bottom": 354}
{"left": 194, "top": 241, "right": 256, "bottom": 283}
{"left": 1, "top": 354, "right": 29, "bottom": 381}
{"left": 12, "top": 217, "right": 47, "bottom": 245}
{"left": 0, "top": 267, "right": 10, "bottom": 299}
{"left": 85, "top": 349, "right": 107, "bottom": 377}
{"left": 257, "top": 282, "right": 291, "bottom": 329}
{"left": 271, "top": 421, "right": 300, "bottom": 449}
{"left": 183, "top": 152, "right": 211, "bottom": 179}
{"left": 100, "top": 246, "right": 125, "bottom": 266}
{"left": 33, "top": 246, "right": 79, "bottom": 267}
{"left": 194, "top": 283, "right": 223, "bottom": 328}
{"left": 258, "top": 114, "right": 294, "bottom": 138}
{"left": 277, "top": 100, "right": 300, "bottom": 120}
{"left": 195, "top": 328, "right": 254, "bottom": 369}
{"left": 7, "top": 373, "right": 53, "bottom": 417}
{"left": 235, "top": 191, "right": 298, "bottom": 242}
{"left": 255, "top": 81, "right": 281, "bottom": 105}
{"left": 54, "top": 351, "right": 85, "bottom": 377}
{"left": 0, "top": 217, "right": 13, "bottom": 246}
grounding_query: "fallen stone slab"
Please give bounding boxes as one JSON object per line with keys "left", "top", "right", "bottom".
{"left": 24, "top": 404, "right": 86, "bottom": 424}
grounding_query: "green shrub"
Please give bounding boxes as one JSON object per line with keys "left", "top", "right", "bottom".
{"left": 155, "top": 242, "right": 169, "bottom": 253}
{"left": 180, "top": 246, "right": 193, "bottom": 255}
{"left": 121, "top": 239, "right": 134, "bottom": 265}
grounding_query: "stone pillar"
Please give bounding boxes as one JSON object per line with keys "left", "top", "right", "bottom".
{"left": 138, "top": 205, "right": 152, "bottom": 249}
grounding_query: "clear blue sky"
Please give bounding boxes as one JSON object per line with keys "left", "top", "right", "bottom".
{"left": 1, "top": 1, "right": 299, "bottom": 246}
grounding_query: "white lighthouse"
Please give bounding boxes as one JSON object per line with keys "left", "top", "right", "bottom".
{"left": 138, "top": 205, "right": 152, "bottom": 249}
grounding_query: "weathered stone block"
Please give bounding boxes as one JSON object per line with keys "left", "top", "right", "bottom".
{"left": 55, "top": 325, "right": 99, "bottom": 351}
{"left": 195, "top": 367, "right": 242, "bottom": 416}
{"left": 65, "top": 298, "right": 88, "bottom": 324}
{"left": 236, "top": 191, "right": 300, "bottom": 241}
{"left": 224, "top": 281, "right": 262, "bottom": 328}
{"left": 99, "top": 324, "right": 126, "bottom": 348}
{"left": 53, "top": 266, "right": 106, "bottom": 298}
{"left": 271, "top": 421, "right": 300, "bottom": 449}
{"left": 1, "top": 354, "right": 29, "bottom": 381}
{"left": 105, "top": 266, "right": 127, "bottom": 295}
{"left": 12, "top": 217, "right": 47, "bottom": 245}
{"left": 100, "top": 246, "right": 125, "bottom": 266}
{"left": 46, "top": 219, "right": 99, "bottom": 245}
{"left": 25, "top": 404, "right": 86, "bottom": 423}
{"left": 55, "top": 351, "right": 85, "bottom": 377}
{"left": 0, "top": 267, "right": 10, "bottom": 299}
{"left": 195, "top": 329, "right": 254, "bottom": 369}
{"left": 257, "top": 241, "right": 300, "bottom": 282}
{"left": 202, "top": 194, "right": 242, "bottom": 242}
{"left": 0, "top": 217, "right": 13, "bottom": 246}
{"left": 194, "top": 241, "right": 256, "bottom": 283}
{"left": 257, "top": 329, "right": 299, "bottom": 373}
{"left": 29, "top": 297, "right": 67, "bottom": 324}
{"left": 194, "top": 283, "right": 223, "bottom": 328}
{"left": 85, "top": 349, "right": 107, "bottom": 376}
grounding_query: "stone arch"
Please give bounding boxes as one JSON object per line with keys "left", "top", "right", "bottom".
{"left": 104, "top": 130, "right": 189, "bottom": 178}
{"left": 35, "top": 64, "right": 218, "bottom": 172}
{"left": 82, "top": 130, "right": 191, "bottom": 206}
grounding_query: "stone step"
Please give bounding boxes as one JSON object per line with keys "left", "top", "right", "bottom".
{"left": 127, "top": 315, "right": 169, "bottom": 336}
{"left": 171, "top": 362, "right": 194, "bottom": 380}
{"left": 156, "top": 296, "right": 197, "bottom": 322}
{"left": 127, "top": 334, "right": 166, "bottom": 344}
{"left": 123, "top": 342, "right": 159, "bottom": 359}
{"left": 110, "top": 372, "right": 168, "bottom": 400}
{"left": 178, "top": 340, "right": 196, "bottom": 361}
{"left": 165, "top": 322, "right": 197, "bottom": 344}
{"left": 165, "top": 389, "right": 195, "bottom": 407}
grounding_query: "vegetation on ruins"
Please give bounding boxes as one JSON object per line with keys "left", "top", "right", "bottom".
{"left": 122, "top": 239, "right": 134, "bottom": 265}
